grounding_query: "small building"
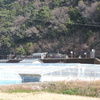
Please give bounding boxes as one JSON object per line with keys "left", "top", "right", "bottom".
{"left": 33, "top": 52, "right": 48, "bottom": 59}
{"left": 19, "top": 58, "right": 43, "bottom": 63}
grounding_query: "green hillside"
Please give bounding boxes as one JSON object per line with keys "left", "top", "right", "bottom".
{"left": 0, "top": 0, "right": 100, "bottom": 57}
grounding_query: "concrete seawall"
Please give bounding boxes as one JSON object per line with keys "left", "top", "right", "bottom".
{"left": 1, "top": 58, "right": 100, "bottom": 64}
{"left": 42, "top": 58, "right": 100, "bottom": 64}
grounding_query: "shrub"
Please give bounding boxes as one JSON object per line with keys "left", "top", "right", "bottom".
{"left": 46, "top": 81, "right": 100, "bottom": 97}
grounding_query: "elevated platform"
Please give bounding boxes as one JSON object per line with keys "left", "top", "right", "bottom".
{"left": 6, "top": 59, "right": 21, "bottom": 63}
{"left": 42, "top": 58, "right": 100, "bottom": 64}
{"left": 1, "top": 58, "right": 100, "bottom": 64}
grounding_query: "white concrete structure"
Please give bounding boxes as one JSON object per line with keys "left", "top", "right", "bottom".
{"left": 33, "top": 52, "right": 48, "bottom": 59}
{"left": 90, "top": 49, "right": 95, "bottom": 58}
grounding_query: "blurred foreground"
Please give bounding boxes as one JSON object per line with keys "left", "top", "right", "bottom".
{"left": 0, "top": 92, "right": 100, "bottom": 100}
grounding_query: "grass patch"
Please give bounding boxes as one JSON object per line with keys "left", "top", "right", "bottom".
{"left": 6, "top": 89, "right": 34, "bottom": 93}
{"left": 1, "top": 81, "right": 100, "bottom": 98}
{"left": 45, "top": 81, "right": 100, "bottom": 97}
{"left": 62, "top": 88, "right": 78, "bottom": 95}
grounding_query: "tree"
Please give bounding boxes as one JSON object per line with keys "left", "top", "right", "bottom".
{"left": 24, "top": 42, "right": 33, "bottom": 55}
{"left": 52, "top": 0, "right": 65, "bottom": 7}
{"left": 16, "top": 46, "right": 25, "bottom": 55}
{"left": 86, "top": 30, "right": 93, "bottom": 39}
{"left": 68, "top": 6, "right": 83, "bottom": 22}
{"left": 37, "top": 6, "right": 51, "bottom": 22}
{"left": 0, "top": 35, "right": 11, "bottom": 47}
{"left": 9, "top": 1, "right": 23, "bottom": 16}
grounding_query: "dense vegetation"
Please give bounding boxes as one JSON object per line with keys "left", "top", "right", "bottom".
{"left": 2, "top": 81, "right": 100, "bottom": 97}
{"left": 0, "top": 0, "right": 100, "bottom": 57}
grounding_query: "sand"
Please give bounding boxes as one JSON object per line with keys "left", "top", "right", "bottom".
{"left": 0, "top": 92, "right": 100, "bottom": 100}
